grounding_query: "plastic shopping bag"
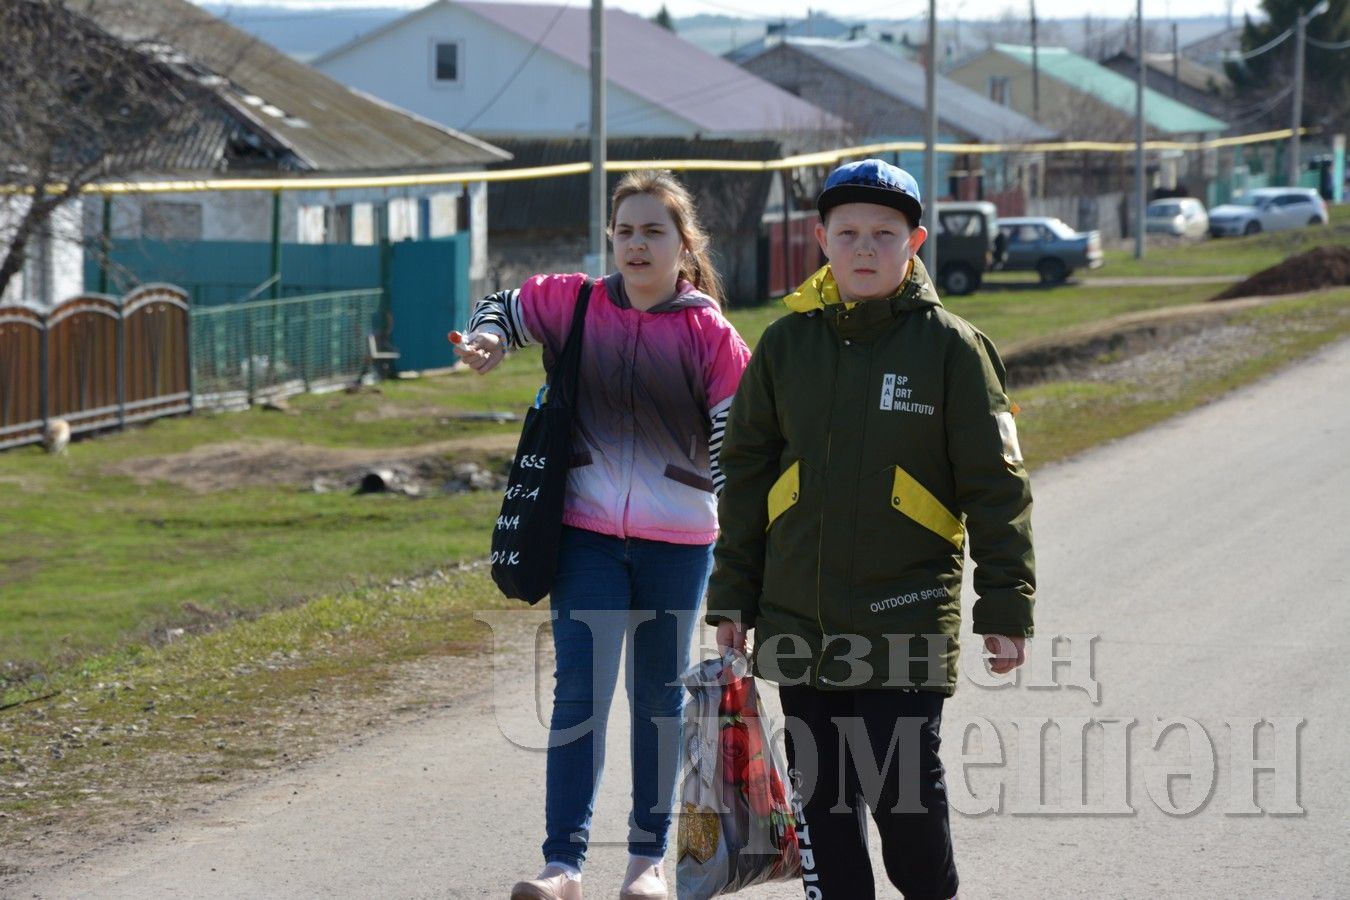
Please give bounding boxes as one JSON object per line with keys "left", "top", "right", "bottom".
{"left": 676, "top": 654, "right": 802, "bottom": 899}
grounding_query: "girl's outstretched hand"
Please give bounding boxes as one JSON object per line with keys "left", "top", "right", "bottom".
{"left": 450, "top": 329, "right": 505, "bottom": 374}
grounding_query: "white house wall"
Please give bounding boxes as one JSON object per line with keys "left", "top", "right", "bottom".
{"left": 80, "top": 186, "right": 490, "bottom": 299}
{"left": 90, "top": 192, "right": 304, "bottom": 243}
{"left": 2, "top": 196, "right": 84, "bottom": 309}
{"left": 316, "top": 5, "right": 694, "bottom": 138}
{"left": 88, "top": 187, "right": 466, "bottom": 245}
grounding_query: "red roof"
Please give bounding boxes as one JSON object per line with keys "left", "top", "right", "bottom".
{"left": 458, "top": 1, "right": 844, "bottom": 136}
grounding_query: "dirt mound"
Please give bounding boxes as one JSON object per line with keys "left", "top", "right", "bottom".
{"left": 1001, "top": 298, "right": 1268, "bottom": 388}
{"left": 1211, "top": 246, "right": 1350, "bottom": 301}
{"left": 104, "top": 435, "right": 518, "bottom": 494}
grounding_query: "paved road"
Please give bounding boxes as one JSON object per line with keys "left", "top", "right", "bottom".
{"left": 8, "top": 339, "right": 1350, "bottom": 899}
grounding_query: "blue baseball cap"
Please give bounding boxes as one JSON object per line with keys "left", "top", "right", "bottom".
{"left": 817, "top": 158, "right": 923, "bottom": 227}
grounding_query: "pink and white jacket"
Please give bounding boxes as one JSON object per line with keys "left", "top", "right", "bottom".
{"left": 469, "top": 273, "right": 751, "bottom": 546}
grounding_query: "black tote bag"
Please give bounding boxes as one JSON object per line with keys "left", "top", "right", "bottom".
{"left": 490, "top": 278, "right": 593, "bottom": 604}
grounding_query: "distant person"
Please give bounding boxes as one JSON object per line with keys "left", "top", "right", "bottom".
{"left": 454, "top": 170, "right": 751, "bottom": 900}
{"left": 707, "top": 159, "right": 1036, "bottom": 899}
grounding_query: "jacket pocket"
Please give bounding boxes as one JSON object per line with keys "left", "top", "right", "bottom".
{"left": 766, "top": 460, "right": 800, "bottom": 531}
{"left": 890, "top": 466, "right": 964, "bottom": 550}
{"left": 663, "top": 464, "right": 714, "bottom": 493}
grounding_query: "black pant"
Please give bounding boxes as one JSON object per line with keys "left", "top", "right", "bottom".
{"left": 778, "top": 685, "right": 958, "bottom": 900}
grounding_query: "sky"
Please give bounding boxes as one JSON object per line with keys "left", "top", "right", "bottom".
{"left": 200, "top": 0, "right": 1266, "bottom": 24}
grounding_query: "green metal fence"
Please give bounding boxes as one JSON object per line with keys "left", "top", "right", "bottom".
{"left": 191, "top": 289, "right": 382, "bottom": 408}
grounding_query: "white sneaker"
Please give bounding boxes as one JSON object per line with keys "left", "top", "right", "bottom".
{"left": 619, "top": 857, "right": 667, "bottom": 900}
{"left": 510, "top": 864, "right": 582, "bottom": 900}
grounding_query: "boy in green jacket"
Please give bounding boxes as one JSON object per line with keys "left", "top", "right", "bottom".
{"left": 707, "top": 159, "right": 1035, "bottom": 899}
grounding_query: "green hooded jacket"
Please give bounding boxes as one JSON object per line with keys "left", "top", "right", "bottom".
{"left": 706, "top": 258, "right": 1035, "bottom": 694}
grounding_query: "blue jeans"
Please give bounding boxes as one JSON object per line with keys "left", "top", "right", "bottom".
{"left": 542, "top": 525, "right": 712, "bottom": 869}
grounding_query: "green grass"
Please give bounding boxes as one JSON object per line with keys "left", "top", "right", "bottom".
{"left": 944, "top": 282, "right": 1217, "bottom": 346}
{"left": 977, "top": 204, "right": 1350, "bottom": 285}
{"left": 0, "top": 566, "right": 514, "bottom": 850}
{"left": 2, "top": 246, "right": 1344, "bottom": 681}
{"left": 4, "top": 285, "right": 1217, "bottom": 680}
{"left": 1012, "top": 288, "right": 1350, "bottom": 466}
{"left": 736, "top": 279, "right": 1221, "bottom": 347}
{"left": 1089, "top": 204, "right": 1350, "bottom": 280}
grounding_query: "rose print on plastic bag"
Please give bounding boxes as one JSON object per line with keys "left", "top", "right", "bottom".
{"left": 676, "top": 655, "right": 802, "bottom": 898}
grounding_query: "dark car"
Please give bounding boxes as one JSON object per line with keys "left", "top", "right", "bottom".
{"left": 933, "top": 201, "right": 1002, "bottom": 296}
{"left": 996, "top": 216, "right": 1104, "bottom": 284}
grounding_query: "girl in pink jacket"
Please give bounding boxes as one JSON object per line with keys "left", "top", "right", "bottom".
{"left": 454, "top": 171, "right": 750, "bottom": 900}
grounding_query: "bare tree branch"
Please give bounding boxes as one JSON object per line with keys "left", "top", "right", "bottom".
{"left": 0, "top": 0, "right": 222, "bottom": 299}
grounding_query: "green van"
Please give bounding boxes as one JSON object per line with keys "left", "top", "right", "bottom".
{"left": 933, "top": 201, "right": 1002, "bottom": 296}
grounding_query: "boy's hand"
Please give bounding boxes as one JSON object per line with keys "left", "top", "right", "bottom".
{"left": 716, "top": 619, "right": 748, "bottom": 656}
{"left": 450, "top": 329, "right": 505, "bottom": 374}
{"left": 984, "top": 634, "right": 1026, "bottom": 674}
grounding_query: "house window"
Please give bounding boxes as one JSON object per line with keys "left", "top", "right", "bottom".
{"left": 142, "top": 201, "right": 202, "bottom": 240}
{"left": 989, "top": 75, "right": 1010, "bottom": 107}
{"left": 297, "top": 205, "right": 326, "bottom": 244}
{"left": 325, "top": 204, "right": 353, "bottom": 244}
{"left": 432, "top": 41, "right": 461, "bottom": 85}
{"left": 387, "top": 198, "right": 420, "bottom": 242}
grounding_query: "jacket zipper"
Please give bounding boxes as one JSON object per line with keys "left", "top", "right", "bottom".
{"left": 813, "top": 329, "right": 840, "bottom": 685}
{"left": 619, "top": 314, "right": 641, "bottom": 536}
{"left": 814, "top": 433, "right": 831, "bottom": 685}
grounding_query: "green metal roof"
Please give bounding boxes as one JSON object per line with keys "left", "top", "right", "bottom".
{"left": 993, "top": 44, "right": 1227, "bottom": 135}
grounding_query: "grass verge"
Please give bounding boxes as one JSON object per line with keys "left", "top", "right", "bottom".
{"left": 0, "top": 281, "right": 1220, "bottom": 678}
{"left": 981, "top": 204, "right": 1350, "bottom": 285}
{"left": 1013, "top": 288, "right": 1350, "bottom": 464}
{"left": 1091, "top": 204, "right": 1350, "bottom": 280}
{"left": 0, "top": 565, "right": 516, "bottom": 869}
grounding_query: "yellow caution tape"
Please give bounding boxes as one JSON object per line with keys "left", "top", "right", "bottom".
{"left": 0, "top": 129, "right": 1312, "bottom": 196}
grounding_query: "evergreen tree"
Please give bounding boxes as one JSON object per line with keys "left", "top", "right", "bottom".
{"left": 1226, "top": 0, "right": 1350, "bottom": 131}
{"left": 652, "top": 4, "right": 675, "bottom": 31}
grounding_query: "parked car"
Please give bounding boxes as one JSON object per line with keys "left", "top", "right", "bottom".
{"left": 995, "top": 216, "right": 1104, "bottom": 284}
{"left": 1146, "top": 197, "right": 1209, "bottom": 238}
{"left": 933, "top": 200, "right": 1002, "bottom": 296}
{"left": 1208, "top": 187, "right": 1329, "bottom": 237}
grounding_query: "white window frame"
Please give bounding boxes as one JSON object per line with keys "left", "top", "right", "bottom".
{"left": 429, "top": 38, "right": 463, "bottom": 89}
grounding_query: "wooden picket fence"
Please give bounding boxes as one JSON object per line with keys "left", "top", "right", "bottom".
{"left": 0, "top": 285, "right": 191, "bottom": 450}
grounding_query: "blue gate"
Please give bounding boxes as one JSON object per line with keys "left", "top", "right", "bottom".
{"left": 88, "top": 234, "right": 470, "bottom": 373}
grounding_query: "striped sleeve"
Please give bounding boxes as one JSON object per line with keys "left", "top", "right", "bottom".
{"left": 709, "top": 396, "right": 733, "bottom": 495}
{"left": 466, "top": 289, "right": 538, "bottom": 350}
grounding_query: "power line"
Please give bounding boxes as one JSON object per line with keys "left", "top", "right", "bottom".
{"left": 603, "top": 69, "right": 783, "bottom": 127}
{"left": 678, "top": 0, "right": 784, "bottom": 18}
{"left": 1308, "top": 35, "right": 1350, "bottom": 50}
{"left": 1223, "top": 84, "right": 1293, "bottom": 127}
{"left": 460, "top": 1, "right": 574, "bottom": 130}
{"left": 1217, "top": 26, "right": 1293, "bottom": 62}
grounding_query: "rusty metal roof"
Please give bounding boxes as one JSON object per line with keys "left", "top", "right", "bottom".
{"left": 73, "top": 0, "right": 509, "bottom": 174}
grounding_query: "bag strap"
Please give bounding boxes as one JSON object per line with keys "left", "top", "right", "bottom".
{"left": 545, "top": 277, "right": 594, "bottom": 409}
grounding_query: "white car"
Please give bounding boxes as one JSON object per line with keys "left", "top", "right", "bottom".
{"left": 1208, "top": 188, "right": 1329, "bottom": 237}
{"left": 1146, "top": 198, "right": 1209, "bottom": 238}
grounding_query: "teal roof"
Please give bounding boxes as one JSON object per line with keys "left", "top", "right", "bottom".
{"left": 993, "top": 44, "right": 1226, "bottom": 135}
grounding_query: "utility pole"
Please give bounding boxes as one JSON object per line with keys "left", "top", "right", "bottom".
{"left": 1031, "top": 0, "right": 1040, "bottom": 122}
{"left": 1171, "top": 22, "right": 1179, "bottom": 98}
{"left": 588, "top": 0, "right": 606, "bottom": 275}
{"left": 1134, "top": 0, "right": 1146, "bottom": 260}
{"left": 1290, "top": 1, "right": 1331, "bottom": 186}
{"left": 923, "top": 0, "right": 939, "bottom": 277}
